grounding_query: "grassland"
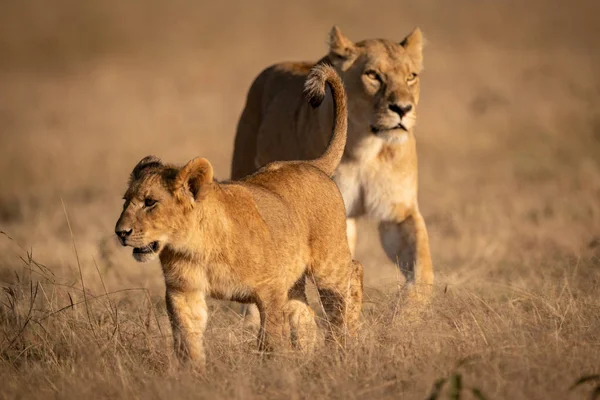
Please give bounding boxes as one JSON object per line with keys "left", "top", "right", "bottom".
{"left": 1, "top": 1, "right": 599, "bottom": 398}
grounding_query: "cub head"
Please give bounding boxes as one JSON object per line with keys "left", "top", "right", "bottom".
{"left": 326, "top": 26, "right": 424, "bottom": 144}
{"left": 114, "top": 155, "right": 214, "bottom": 262}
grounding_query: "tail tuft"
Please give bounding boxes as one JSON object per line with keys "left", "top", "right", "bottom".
{"left": 303, "top": 64, "right": 329, "bottom": 108}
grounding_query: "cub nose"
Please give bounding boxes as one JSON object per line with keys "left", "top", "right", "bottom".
{"left": 115, "top": 228, "right": 132, "bottom": 244}
{"left": 389, "top": 103, "right": 413, "bottom": 117}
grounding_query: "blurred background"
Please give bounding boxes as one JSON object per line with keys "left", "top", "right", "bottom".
{"left": 0, "top": 0, "right": 598, "bottom": 295}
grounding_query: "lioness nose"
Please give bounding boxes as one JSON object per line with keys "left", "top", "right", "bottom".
{"left": 389, "top": 103, "right": 413, "bottom": 117}
{"left": 116, "top": 228, "right": 132, "bottom": 242}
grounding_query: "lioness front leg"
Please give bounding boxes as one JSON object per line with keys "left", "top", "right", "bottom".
{"left": 346, "top": 218, "right": 358, "bottom": 257}
{"left": 165, "top": 289, "right": 208, "bottom": 371}
{"left": 378, "top": 209, "right": 434, "bottom": 304}
{"left": 286, "top": 276, "right": 317, "bottom": 353}
{"left": 241, "top": 303, "right": 261, "bottom": 329}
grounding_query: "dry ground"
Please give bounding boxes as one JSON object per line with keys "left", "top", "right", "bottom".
{"left": 1, "top": 0, "right": 599, "bottom": 399}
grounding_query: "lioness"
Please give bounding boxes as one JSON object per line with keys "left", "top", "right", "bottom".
{"left": 115, "top": 65, "right": 363, "bottom": 371}
{"left": 232, "top": 27, "right": 433, "bottom": 309}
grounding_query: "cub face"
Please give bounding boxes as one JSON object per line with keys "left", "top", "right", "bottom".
{"left": 115, "top": 156, "right": 213, "bottom": 262}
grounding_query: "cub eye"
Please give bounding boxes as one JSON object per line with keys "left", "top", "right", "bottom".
{"left": 407, "top": 72, "right": 418, "bottom": 83}
{"left": 144, "top": 198, "right": 157, "bottom": 208}
{"left": 365, "top": 70, "right": 381, "bottom": 82}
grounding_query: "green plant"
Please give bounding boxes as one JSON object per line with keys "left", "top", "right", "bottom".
{"left": 426, "top": 360, "right": 488, "bottom": 400}
{"left": 570, "top": 375, "right": 600, "bottom": 400}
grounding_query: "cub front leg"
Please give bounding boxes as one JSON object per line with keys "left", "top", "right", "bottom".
{"left": 165, "top": 289, "right": 208, "bottom": 371}
{"left": 378, "top": 209, "right": 434, "bottom": 303}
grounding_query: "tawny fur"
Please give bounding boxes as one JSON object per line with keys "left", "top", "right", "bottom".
{"left": 115, "top": 65, "right": 363, "bottom": 372}
{"left": 232, "top": 27, "right": 434, "bottom": 313}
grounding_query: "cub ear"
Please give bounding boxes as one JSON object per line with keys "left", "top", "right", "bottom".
{"left": 400, "top": 27, "right": 425, "bottom": 70}
{"left": 174, "top": 157, "right": 214, "bottom": 202}
{"left": 131, "top": 155, "right": 162, "bottom": 181}
{"left": 328, "top": 26, "right": 356, "bottom": 62}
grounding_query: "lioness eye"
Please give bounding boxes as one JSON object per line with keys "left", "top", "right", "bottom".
{"left": 407, "top": 72, "right": 418, "bottom": 82}
{"left": 365, "top": 70, "right": 381, "bottom": 82}
{"left": 144, "top": 198, "right": 157, "bottom": 208}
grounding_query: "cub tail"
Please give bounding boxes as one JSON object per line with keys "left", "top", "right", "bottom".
{"left": 303, "top": 64, "right": 348, "bottom": 177}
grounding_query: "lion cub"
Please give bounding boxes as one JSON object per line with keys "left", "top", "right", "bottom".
{"left": 114, "top": 65, "right": 363, "bottom": 371}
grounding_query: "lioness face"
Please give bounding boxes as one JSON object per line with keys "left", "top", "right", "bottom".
{"left": 115, "top": 156, "right": 213, "bottom": 262}
{"left": 328, "top": 27, "right": 424, "bottom": 144}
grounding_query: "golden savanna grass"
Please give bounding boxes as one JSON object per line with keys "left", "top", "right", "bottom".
{"left": 1, "top": 0, "right": 599, "bottom": 399}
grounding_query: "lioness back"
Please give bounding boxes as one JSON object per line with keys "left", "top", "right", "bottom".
{"left": 232, "top": 62, "right": 333, "bottom": 180}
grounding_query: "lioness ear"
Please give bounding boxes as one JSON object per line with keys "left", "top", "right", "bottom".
{"left": 400, "top": 27, "right": 425, "bottom": 70}
{"left": 175, "top": 157, "right": 214, "bottom": 202}
{"left": 328, "top": 26, "right": 356, "bottom": 61}
{"left": 131, "top": 155, "right": 162, "bottom": 181}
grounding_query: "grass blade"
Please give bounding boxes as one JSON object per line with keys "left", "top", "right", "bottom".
{"left": 61, "top": 198, "right": 97, "bottom": 340}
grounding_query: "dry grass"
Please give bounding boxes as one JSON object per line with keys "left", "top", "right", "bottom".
{"left": 1, "top": 0, "right": 599, "bottom": 399}
{"left": 1, "top": 238, "right": 598, "bottom": 399}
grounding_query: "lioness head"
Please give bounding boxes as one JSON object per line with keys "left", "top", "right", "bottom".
{"left": 326, "top": 26, "right": 424, "bottom": 144}
{"left": 115, "top": 155, "right": 214, "bottom": 262}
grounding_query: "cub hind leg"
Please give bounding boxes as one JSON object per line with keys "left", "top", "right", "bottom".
{"left": 311, "top": 258, "right": 363, "bottom": 345}
{"left": 255, "top": 293, "right": 291, "bottom": 353}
